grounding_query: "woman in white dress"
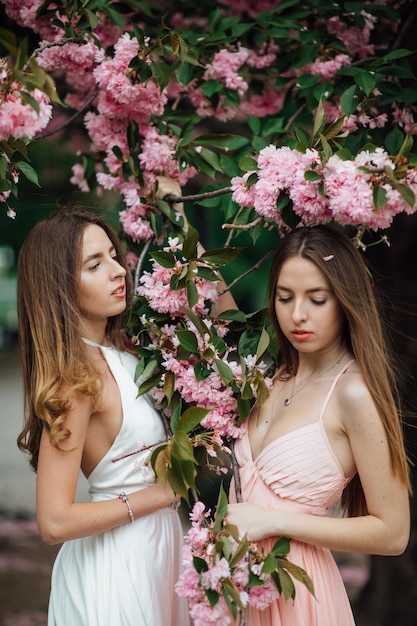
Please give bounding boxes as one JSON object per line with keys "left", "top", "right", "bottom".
{"left": 17, "top": 206, "right": 190, "bottom": 626}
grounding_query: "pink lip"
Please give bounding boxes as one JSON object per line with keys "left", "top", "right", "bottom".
{"left": 291, "top": 329, "right": 312, "bottom": 340}
{"left": 111, "top": 284, "right": 126, "bottom": 298}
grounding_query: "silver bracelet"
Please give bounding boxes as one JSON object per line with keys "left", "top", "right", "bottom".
{"left": 118, "top": 492, "right": 135, "bottom": 523}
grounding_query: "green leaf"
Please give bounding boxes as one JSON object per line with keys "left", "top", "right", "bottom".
{"left": 179, "top": 305, "right": 211, "bottom": 338}
{"left": 200, "top": 247, "right": 242, "bottom": 266}
{"left": 397, "top": 132, "right": 414, "bottom": 159}
{"left": 213, "top": 483, "right": 229, "bottom": 532}
{"left": 194, "top": 361, "right": 212, "bottom": 381}
{"left": 176, "top": 329, "right": 198, "bottom": 354}
{"left": 16, "top": 161, "right": 40, "bottom": 187}
{"left": 138, "top": 371, "right": 163, "bottom": 395}
{"left": 340, "top": 85, "right": 360, "bottom": 116}
{"left": 282, "top": 560, "right": 315, "bottom": 597}
{"left": 217, "top": 309, "right": 247, "bottom": 323}
{"left": 197, "top": 266, "right": 219, "bottom": 281}
{"left": 276, "top": 567, "right": 296, "bottom": 601}
{"left": 183, "top": 224, "right": 199, "bottom": 259}
{"left": 167, "top": 455, "right": 195, "bottom": 501}
{"left": 150, "top": 250, "right": 177, "bottom": 268}
{"left": 201, "top": 79, "right": 223, "bottom": 98}
{"left": 255, "top": 326, "right": 270, "bottom": 362}
{"left": 171, "top": 429, "right": 196, "bottom": 464}
{"left": 374, "top": 48, "right": 413, "bottom": 64}
{"left": 304, "top": 170, "right": 321, "bottom": 182}
{"left": 313, "top": 98, "right": 326, "bottom": 139}
{"left": 187, "top": 280, "right": 199, "bottom": 309}
{"left": 261, "top": 553, "right": 278, "bottom": 575}
{"left": 214, "top": 358, "right": 235, "bottom": 385}
{"left": 239, "top": 156, "right": 258, "bottom": 172}
{"left": 205, "top": 588, "right": 220, "bottom": 607}
{"left": 198, "top": 147, "right": 223, "bottom": 173}
{"left": 397, "top": 183, "right": 415, "bottom": 208}
{"left": 229, "top": 535, "right": 250, "bottom": 568}
{"left": 176, "top": 406, "right": 211, "bottom": 433}
{"left": 151, "top": 60, "right": 171, "bottom": 90}
{"left": 164, "top": 370, "right": 175, "bottom": 403}
{"left": 372, "top": 185, "right": 387, "bottom": 211}
{"left": 193, "top": 555, "right": 209, "bottom": 574}
{"left": 271, "top": 537, "right": 291, "bottom": 556}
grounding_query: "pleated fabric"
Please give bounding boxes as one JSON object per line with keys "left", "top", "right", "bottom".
{"left": 230, "top": 361, "right": 357, "bottom": 626}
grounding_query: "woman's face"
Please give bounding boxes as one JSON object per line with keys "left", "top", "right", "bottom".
{"left": 274, "top": 256, "right": 345, "bottom": 356}
{"left": 78, "top": 224, "right": 127, "bottom": 338}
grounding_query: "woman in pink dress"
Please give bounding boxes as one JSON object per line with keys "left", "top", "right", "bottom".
{"left": 226, "top": 225, "right": 411, "bottom": 625}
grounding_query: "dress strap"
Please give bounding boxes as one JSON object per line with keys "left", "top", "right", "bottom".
{"left": 319, "top": 358, "right": 356, "bottom": 422}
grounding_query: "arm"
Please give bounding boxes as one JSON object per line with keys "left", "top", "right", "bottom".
{"left": 226, "top": 382, "right": 410, "bottom": 556}
{"left": 36, "top": 390, "right": 177, "bottom": 545}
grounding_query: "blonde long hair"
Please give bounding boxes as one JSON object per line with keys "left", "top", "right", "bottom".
{"left": 268, "top": 225, "right": 411, "bottom": 515}
{"left": 17, "top": 206, "right": 132, "bottom": 471}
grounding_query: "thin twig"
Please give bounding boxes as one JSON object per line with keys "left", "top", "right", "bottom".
{"left": 219, "top": 248, "right": 276, "bottom": 296}
{"left": 164, "top": 186, "right": 232, "bottom": 204}
{"left": 34, "top": 86, "right": 99, "bottom": 139}
{"left": 230, "top": 439, "right": 242, "bottom": 503}
{"left": 134, "top": 236, "right": 155, "bottom": 293}
{"left": 222, "top": 217, "right": 263, "bottom": 231}
{"left": 32, "top": 37, "right": 83, "bottom": 56}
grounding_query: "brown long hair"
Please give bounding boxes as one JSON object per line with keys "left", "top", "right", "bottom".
{"left": 17, "top": 206, "right": 132, "bottom": 471}
{"left": 268, "top": 225, "right": 411, "bottom": 515}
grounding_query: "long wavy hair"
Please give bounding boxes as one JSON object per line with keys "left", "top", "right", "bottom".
{"left": 17, "top": 206, "right": 132, "bottom": 472}
{"left": 268, "top": 225, "right": 411, "bottom": 515}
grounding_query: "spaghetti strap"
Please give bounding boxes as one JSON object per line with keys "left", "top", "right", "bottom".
{"left": 319, "top": 359, "right": 356, "bottom": 422}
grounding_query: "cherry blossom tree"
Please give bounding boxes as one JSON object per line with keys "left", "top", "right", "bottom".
{"left": 1, "top": 1, "right": 417, "bottom": 623}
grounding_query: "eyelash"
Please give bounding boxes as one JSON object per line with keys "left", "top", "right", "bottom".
{"left": 277, "top": 296, "right": 326, "bottom": 305}
{"left": 88, "top": 255, "right": 121, "bottom": 271}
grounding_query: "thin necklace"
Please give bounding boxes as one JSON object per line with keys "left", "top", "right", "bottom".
{"left": 283, "top": 350, "right": 348, "bottom": 407}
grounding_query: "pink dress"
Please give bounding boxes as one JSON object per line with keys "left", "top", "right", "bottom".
{"left": 230, "top": 361, "right": 356, "bottom": 626}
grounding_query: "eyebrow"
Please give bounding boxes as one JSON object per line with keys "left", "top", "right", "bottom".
{"left": 82, "top": 245, "right": 116, "bottom": 266}
{"left": 276, "top": 284, "right": 331, "bottom": 294}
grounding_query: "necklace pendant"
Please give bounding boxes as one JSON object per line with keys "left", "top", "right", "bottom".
{"left": 284, "top": 397, "right": 292, "bottom": 407}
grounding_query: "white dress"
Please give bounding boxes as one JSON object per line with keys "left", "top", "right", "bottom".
{"left": 47, "top": 343, "right": 190, "bottom": 626}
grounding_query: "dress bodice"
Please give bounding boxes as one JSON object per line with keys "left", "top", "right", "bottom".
{"left": 233, "top": 360, "right": 355, "bottom": 515}
{"left": 84, "top": 343, "right": 166, "bottom": 501}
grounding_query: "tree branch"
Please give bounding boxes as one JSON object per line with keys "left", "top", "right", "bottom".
{"left": 222, "top": 217, "right": 263, "bottom": 231}
{"left": 219, "top": 248, "right": 276, "bottom": 296}
{"left": 34, "top": 86, "right": 99, "bottom": 140}
{"left": 134, "top": 236, "right": 155, "bottom": 293}
{"left": 164, "top": 185, "right": 232, "bottom": 204}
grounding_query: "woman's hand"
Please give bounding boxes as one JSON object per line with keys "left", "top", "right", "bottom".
{"left": 226, "top": 502, "right": 281, "bottom": 542}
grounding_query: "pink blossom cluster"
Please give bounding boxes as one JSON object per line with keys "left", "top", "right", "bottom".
{"left": 231, "top": 145, "right": 417, "bottom": 231}
{"left": 69, "top": 33, "right": 196, "bottom": 223}
{"left": 327, "top": 12, "right": 377, "bottom": 59}
{"left": 322, "top": 97, "right": 388, "bottom": 134}
{"left": 2, "top": 0, "right": 59, "bottom": 39}
{"left": 175, "top": 500, "right": 280, "bottom": 624}
{"left": 302, "top": 54, "right": 351, "bottom": 82}
{"left": 137, "top": 237, "right": 220, "bottom": 315}
{"left": 158, "top": 345, "right": 244, "bottom": 440}
{"left": 0, "top": 65, "right": 52, "bottom": 141}
{"left": 154, "top": 336, "right": 270, "bottom": 441}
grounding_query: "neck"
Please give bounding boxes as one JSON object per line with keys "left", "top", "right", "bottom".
{"left": 79, "top": 321, "right": 108, "bottom": 347}
{"left": 296, "top": 346, "right": 348, "bottom": 377}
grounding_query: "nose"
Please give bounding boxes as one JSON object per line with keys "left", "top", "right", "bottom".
{"left": 111, "top": 257, "right": 126, "bottom": 278}
{"left": 291, "top": 298, "right": 307, "bottom": 324}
